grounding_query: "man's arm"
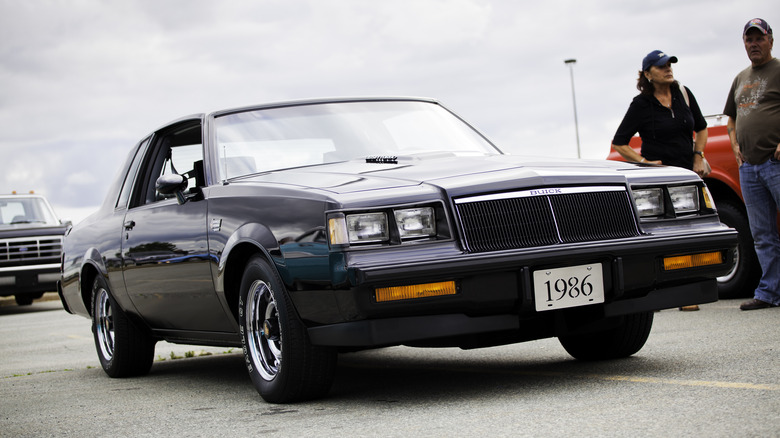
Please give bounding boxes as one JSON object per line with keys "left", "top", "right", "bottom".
{"left": 727, "top": 117, "right": 743, "bottom": 166}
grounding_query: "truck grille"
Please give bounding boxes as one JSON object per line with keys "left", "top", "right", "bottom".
{"left": 454, "top": 187, "right": 640, "bottom": 253}
{"left": 0, "top": 236, "right": 63, "bottom": 267}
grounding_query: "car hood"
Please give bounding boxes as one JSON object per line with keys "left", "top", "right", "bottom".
{"left": 0, "top": 224, "right": 68, "bottom": 238}
{"left": 237, "top": 153, "right": 693, "bottom": 196}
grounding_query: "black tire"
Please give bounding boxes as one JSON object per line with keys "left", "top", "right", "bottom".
{"left": 559, "top": 311, "right": 653, "bottom": 361}
{"left": 91, "top": 275, "right": 155, "bottom": 377}
{"left": 14, "top": 295, "right": 35, "bottom": 306}
{"left": 715, "top": 200, "right": 760, "bottom": 299}
{"left": 238, "top": 255, "right": 337, "bottom": 403}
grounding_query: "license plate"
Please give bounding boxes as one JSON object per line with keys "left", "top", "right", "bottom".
{"left": 533, "top": 263, "right": 604, "bottom": 311}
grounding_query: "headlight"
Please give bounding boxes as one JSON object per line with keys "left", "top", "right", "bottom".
{"left": 668, "top": 185, "right": 699, "bottom": 214}
{"left": 346, "top": 212, "right": 388, "bottom": 243}
{"left": 394, "top": 207, "right": 436, "bottom": 240}
{"left": 328, "top": 205, "right": 441, "bottom": 246}
{"left": 632, "top": 188, "right": 664, "bottom": 217}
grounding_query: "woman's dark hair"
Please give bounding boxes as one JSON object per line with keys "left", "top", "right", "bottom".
{"left": 637, "top": 70, "right": 680, "bottom": 96}
{"left": 637, "top": 70, "right": 653, "bottom": 95}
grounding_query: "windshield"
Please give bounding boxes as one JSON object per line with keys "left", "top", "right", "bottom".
{"left": 0, "top": 196, "right": 59, "bottom": 227}
{"left": 213, "top": 100, "right": 500, "bottom": 179}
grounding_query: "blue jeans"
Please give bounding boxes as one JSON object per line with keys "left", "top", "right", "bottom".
{"left": 739, "top": 159, "right": 780, "bottom": 305}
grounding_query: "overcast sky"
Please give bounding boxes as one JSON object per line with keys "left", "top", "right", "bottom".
{"left": 1, "top": 0, "right": 776, "bottom": 223}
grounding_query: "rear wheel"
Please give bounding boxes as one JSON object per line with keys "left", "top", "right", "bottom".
{"left": 91, "top": 275, "right": 155, "bottom": 377}
{"left": 715, "top": 200, "right": 760, "bottom": 299}
{"left": 559, "top": 311, "right": 653, "bottom": 360}
{"left": 239, "top": 255, "right": 336, "bottom": 403}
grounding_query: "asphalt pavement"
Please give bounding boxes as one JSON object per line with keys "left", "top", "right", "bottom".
{"left": 1, "top": 297, "right": 778, "bottom": 437}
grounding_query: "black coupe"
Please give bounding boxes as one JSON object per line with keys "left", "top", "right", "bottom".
{"left": 59, "top": 97, "right": 737, "bottom": 402}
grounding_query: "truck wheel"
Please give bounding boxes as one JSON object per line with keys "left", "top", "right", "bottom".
{"left": 91, "top": 276, "right": 155, "bottom": 377}
{"left": 15, "top": 292, "right": 43, "bottom": 305}
{"left": 558, "top": 311, "right": 653, "bottom": 361}
{"left": 715, "top": 200, "right": 760, "bottom": 299}
{"left": 15, "top": 295, "right": 34, "bottom": 306}
{"left": 238, "top": 255, "right": 336, "bottom": 403}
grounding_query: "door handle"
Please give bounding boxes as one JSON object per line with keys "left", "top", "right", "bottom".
{"left": 124, "top": 220, "right": 136, "bottom": 230}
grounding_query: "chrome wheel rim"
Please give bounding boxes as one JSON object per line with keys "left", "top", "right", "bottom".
{"left": 95, "top": 287, "right": 114, "bottom": 360}
{"left": 246, "top": 280, "right": 281, "bottom": 381}
{"left": 717, "top": 245, "right": 740, "bottom": 284}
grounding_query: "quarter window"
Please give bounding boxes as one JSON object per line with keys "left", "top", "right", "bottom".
{"left": 116, "top": 137, "right": 151, "bottom": 209}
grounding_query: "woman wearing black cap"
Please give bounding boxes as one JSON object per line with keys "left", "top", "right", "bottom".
{"left": 611, "top": 50, "right": 709, "bottom": 178}
{"left": 611, "top": 50, "right": 709, "bottom": 311}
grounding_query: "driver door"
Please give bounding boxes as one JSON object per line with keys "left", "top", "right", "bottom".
{"left": 121, "top": 121, "right": 231, "bottom": 332}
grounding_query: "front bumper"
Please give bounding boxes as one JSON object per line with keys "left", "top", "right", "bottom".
{"left": 0, "top": 263, "right": 61, "bottom": 296}
{"left": 295, "top": 227, "right": 737, "bottom": 348}
{"left": 308, "top": 279, "right": 716, "bottom": 347}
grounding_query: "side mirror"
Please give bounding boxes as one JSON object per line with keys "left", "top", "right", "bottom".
{"left": 155, "top": 174, "right": 188, "bottom": 205}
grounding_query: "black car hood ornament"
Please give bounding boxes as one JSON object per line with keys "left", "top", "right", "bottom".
{"left": 365, "top": 155, "right": 398, "bottom": 164}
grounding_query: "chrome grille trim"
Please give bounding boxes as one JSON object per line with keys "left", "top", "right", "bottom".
{"left": 0, "top": 235, "right": 63, "bottom": 267}
{"left": 454, "top": 187, "right": 640, "bottom": 253}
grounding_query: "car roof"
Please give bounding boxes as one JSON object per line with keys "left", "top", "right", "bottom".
{"left": 0, "top": 193, "right": 47, "bottom": 199}
{"left": 209, "top": 96, "right": 439, "bottom": 118}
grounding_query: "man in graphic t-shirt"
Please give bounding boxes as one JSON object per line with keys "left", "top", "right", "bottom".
{"left": 723, "top": 18, "right": 780, "bottom": 310}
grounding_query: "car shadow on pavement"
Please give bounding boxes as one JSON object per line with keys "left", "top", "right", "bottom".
{"left": 330, "top": 347, "right": 674, "bottom": 403}
{"left": 71, "top": 344, "right": 688, "bottom": 405}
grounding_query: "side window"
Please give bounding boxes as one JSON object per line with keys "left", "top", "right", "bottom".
{"left": 116, "top": 137, "right": 152, "bottom": 209}
{"left": 130, "top": 122, "right": 204, "bottom": 208}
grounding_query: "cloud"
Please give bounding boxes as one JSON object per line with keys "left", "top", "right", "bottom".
{"left": 0, "top": 0, "right": 776, "bottom": 223}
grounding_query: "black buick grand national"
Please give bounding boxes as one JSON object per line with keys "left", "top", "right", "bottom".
{"left": 59, "top": 97, "right": 737, "bottom": 403}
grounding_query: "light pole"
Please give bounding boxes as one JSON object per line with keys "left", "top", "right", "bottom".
{"left": 564, "top": 58, "right": 581, "bottom": 159}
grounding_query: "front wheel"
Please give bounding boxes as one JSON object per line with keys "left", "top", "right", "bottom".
{"left": 558, "top": 311, "right": 653, "bottom": 361}
{"left": 14, "top": 293, "right": 41, "bottom": 306}
{"left": 91, "top": 275, "right": 155, "bottom": 377}
{"left": 239, "top": 255, "right": 337, "bottom": 403}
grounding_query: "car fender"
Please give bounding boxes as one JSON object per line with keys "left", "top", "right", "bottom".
{"left": 81, "top": 247, "right": 108, "bottom": 278}
{"left": 216, "top": 222, "right": 284, "bottom": 308}
{"left": 77, "top": 247, "right": 110, "bottom": 314}
{"left": 59, "top": 247, "right": 108, "bottom": 317}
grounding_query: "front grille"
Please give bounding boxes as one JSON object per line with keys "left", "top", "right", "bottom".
{"left": 0, "top": 236, "right": 63, "bottom": 267}
{"left": 454, "top": 187, "right": 640, "bottom": 253}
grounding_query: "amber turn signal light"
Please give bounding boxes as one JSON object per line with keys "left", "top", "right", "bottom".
{"left": 375, "top": 281, "right": 457, "bottom": 302}
{"left": 663, "top": 252, "right": 723, "bottom": 270}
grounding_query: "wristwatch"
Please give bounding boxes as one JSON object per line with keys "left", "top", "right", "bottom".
{"left": 693, "top": 150, "right": 705, "bottom": 157}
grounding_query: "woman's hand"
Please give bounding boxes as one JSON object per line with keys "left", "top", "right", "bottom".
{"left": 693, "top": 155, "right": 710, "bottom": 177}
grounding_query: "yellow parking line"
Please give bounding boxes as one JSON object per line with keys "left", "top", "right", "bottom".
{"left": 584, "top": 374, "right": 780, "bottom": 390}
{"left": 517, "top": 370, "right": 780, "bottom": 391}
